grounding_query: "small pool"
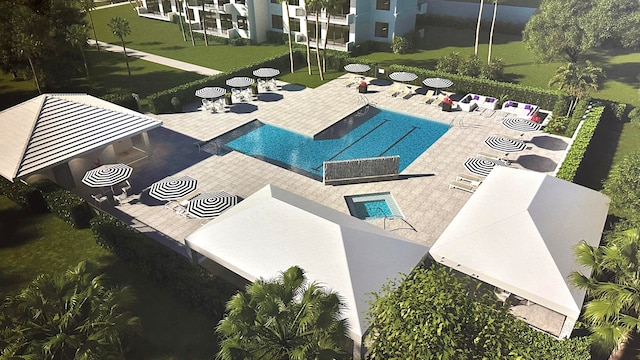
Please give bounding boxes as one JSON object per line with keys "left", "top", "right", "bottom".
{"left": 219, "top": 107, "right": 449, "bottom": 180}
{"left": 345, "top": 192, "right": 403, "bottom": 220}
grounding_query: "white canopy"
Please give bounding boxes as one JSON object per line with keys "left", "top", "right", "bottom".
{"left": 430, "top": 167, "right": 610, "bottom": 319}
{"left": 185, "top": 184, "right": 429, "bottom": 348}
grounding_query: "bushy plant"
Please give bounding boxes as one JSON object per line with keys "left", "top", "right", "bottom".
{"left": 459, "top": 55, "right": 482, "bottom": 78}
{"left": 545, "top": 115, "right": 569, "bottom": 135}
{"left": 391, "top": 36, "right": 410, "bottom": 54}
{"left": 482, "top": 58, "right": 505, "bottom": 80}
{"left": 556, "top": 106, "right": 605, "bottom": 181}
{"left": 101, "top": 92, "right": 138, "bottom": 111}
{"left": 602, "top": 152, "right": 640, "bottom": 221}
{"left": 31, "top": 180, "right": 93, "bottom": 228}
{"left": 0, "top": 177, "right": 47, "bottom": 214}
{"left": 436, "top": 52, "right": 464, "bottom": 74}
{"left": 629, "top": 107, "right": 640, "bottom": 125}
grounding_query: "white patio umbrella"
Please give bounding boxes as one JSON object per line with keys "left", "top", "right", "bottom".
{"left": 502, "top": 118, "right": 542, "bottom": 132}
{"left": 186, "top": 191, "right": 238, "bottom": 219}
{"left": 344, "top": 63, "right": 371, "bottom": 73}
{"left": 82, "top": 163, "right": 132, "bottom": 192}
{"left": 389, "top": 71, "right": 418, "bottom": 83}
{"left": 422, "top": 78, "right": 453, "bottom": 95}
{"left": 226, "top": 76, "right": 255, "bottom": 89}
{"left": 149, "top": 176, "right": 198, "bottom": 201}
{"left": 252, "top": 68, "right": 280, "bottom": 79}
{"left": 195, "top": 87, "right": 226, "bottom": 100}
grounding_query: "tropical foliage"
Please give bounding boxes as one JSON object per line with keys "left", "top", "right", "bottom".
{"left": 366, "top": 265, "right": 591, "bottom": 359}
{"left": 0, "top": 261, "right": 141, "bottom": 359}
{"left": 602, "top": 152, "right": 640, "bottom": 221}
{"left": 570, "top": 226, "right": 640, "bottom": 355}
{"left": 108, "top": 17, "right": 132, "bottom": 80}
{"left": 548, "top": 61, "right": 604, "bottom": 116}
{"left": 216, "top": 266, "right": 349, "bottom": 360}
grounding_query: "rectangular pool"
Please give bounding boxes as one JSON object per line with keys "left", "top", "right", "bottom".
{"left": 221, "top": 107, "right": 449, "bottom": 180}
{"left": 345, "top": 192, "right": 403, "bottom": 220}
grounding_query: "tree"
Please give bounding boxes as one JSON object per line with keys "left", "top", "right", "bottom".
{"left": 79, "top": 0, "right": 100, "bottom": 51}
{"left": 278, "top": 0, "right": 295, "bottom": 73}
{"left": 184, "top": 1, "right": 196, "bottom": 46}
{"left": 602, "top": 153, "right": 640, "bottom": 221}
{"left": 66, "top": 24, "right": 90, "bottom": 77}
{"left": 366, "top": 264, "right": 592, "bottom": 359}
{"left": 474, "top": 0, "right": 484, "bottom": 56}
{"left": 201, "top": 0, "right": 209, "bottom": 46}
{"left": 321, "top": 0, "right": 341, "bottom": 73}
{"left": 0, "top": 261, "right": 141, "bottom": 359}
{"left": 548, "top": 61, "right": 604, "bottom": 116}
{"left": 175, "top": 0, "right": 187, "bottom": 42}
{"left": 487, "top": 0, "right": 499, "bottom": 63}
{"left": 307, "top": 0, "right": 324, "bottom": 80}
{"left": 570, "top": 226, "right": 640, "bottom": 356}
{"left": 304, "top": 6, "right": 312, "bottom": 74}
{"left": 108, "top": 17, "right": 133, "bottom": 82}
{"left": 216, "top": 266, "right": 349, "bottom": 360}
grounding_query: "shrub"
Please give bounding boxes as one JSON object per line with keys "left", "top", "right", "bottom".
{"left": 611, "top": 102, "right": 627, "bottom": 121}
{"left": 436, "top": 52, "right": 464, "bottom": 74}
{"left": 629, "top": 107, "right": 640, "bottom": 125}
{"left": 31, "top": 180, "right": 93, "bottom": 229}
{"left": 602, "top": 152, "right": 640, "bottom": 221}
{"left": 545, "top": 115, "right": 569, "bottom": 135}
{"left": 482, "top": 58, "right": 505, "bottom": 81}
{"left": 90, "top": 213, "right": 238, "bottom": 318}
{"left": 0, "top": 177, "right": 47, "bottom": 214}
{"left": 437, "top": 52, "right": 504, "bottom": 80}
{"left": 459, "top": 55, "right": 482, "bottom": 78}
{"left": 556, "top": 106, "right": 605, "bottom": 181}
{"left": 266, "top": 30, "right": 286, "bottom": 44}
{"left": 101, "top": 92, "right": 138, "bottom": 111}
{"left": 391, "top": 36, "right": 410, "bottom": 54}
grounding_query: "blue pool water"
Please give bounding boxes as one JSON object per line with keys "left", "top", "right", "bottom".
{"left": 224, "top": 108, "right": 449, "bottom": 180}
{"left": 355, "top": 199, "right": 392, "bottom": 219}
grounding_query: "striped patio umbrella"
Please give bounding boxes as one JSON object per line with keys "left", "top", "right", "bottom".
{"left": 484, "top": 136, "right": 526, "bottom": 153}
{"left": 186, "top": 191, "right": 238, "bottom": 219}
{"left": 464, "top": 157, "right": 506, "bottom": 177}
{"left": 149, "top": 176, "right": 198, "bottom": 201}
{"left": 82, "top": 163, "right": 132, "bottom": 188}
{"left": 344, "top": 63, "right": 371, "bottom": 73}
{"left": 422, "top": 77, "right": 453, "bottom": 89}
{"left": 226, "top": 76, "right": 255, "bottom": 89}
{"left": 253, "top": 68, "right": 280, "bottom": 79}
{"left": 195, "top": 87, "right": 226, "bottom": 100}
{"left": 502, "top": 118, "right": 542, "bottom": 132}
{"left": 389, "top": 71, "right": 418, "bottom": 83}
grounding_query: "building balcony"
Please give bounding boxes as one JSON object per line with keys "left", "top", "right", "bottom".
{"left": 417, "top": 1, "right": 427, "bottom": 14}
{"left": 223, "top": 2, "right": 247, "bottom": 16}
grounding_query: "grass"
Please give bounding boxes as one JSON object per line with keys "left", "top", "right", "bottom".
{"left": 89, "top": 4, "right": 289, "bottom": 72}
{"left": 0, "top": 196, "right": 220, "bottom": 359}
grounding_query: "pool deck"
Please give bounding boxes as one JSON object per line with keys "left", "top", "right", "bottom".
{"left": 106, "top": 75, "right": 570, "bottom": 252}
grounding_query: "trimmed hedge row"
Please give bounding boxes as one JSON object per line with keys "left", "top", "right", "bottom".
{"left": 147, "top": 50, "right": 303, "bottom": 114}
{"left": 555, "top": 106, "right": 605, "bottom": 181}
{"left": 90, "top": 213, "right": 237, "bottom": 319}
{"left": 0, "top": 177, "right": 92, "bottom": 228}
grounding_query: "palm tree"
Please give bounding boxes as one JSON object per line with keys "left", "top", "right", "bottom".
{"left": 108, "top": 17, "right": 133, "bottom": 81}
{"left": 16, "top": 32, "right": 42, "bottom": 94}
{"left": 474, "top": 0, "right": 484, "bottom": 56}
{"left": 279, "top": 0, "right": 295, "bottom": 73}
{"left": 304, "top": 4, "right": 313, "bottom": 74}
{"left": 570, "top": 228, "right": 640, "bottom": 356}
{"left": 175, "top": 0, "right": 187, "bottom": 41}
{"left": 79, "top": 0, "right": 100, "bottom": 51}
{"left": 216, "top": 266, "right": 349, "bottom": 360}
{"left": 184, "top": 2, "right": 196, "bottom": 46}
{"left": 548, "top": 61, "right": 604, "bottom": 116}
{"left": 66, "top": 24, "right": 90, "bottom": 77}
{"left": 487, "top": 0, "right": 499, "bottom": 63}
{"left": 307, "top": 0, "right": 324, "bottom": 80}
{"left": 0, "top": 261, "right": 141, "bottom": 359}
{"left": 321, "top": 0, "right": 341, "bottom": 73}
{"left": 201, "top": 0, "right": 209, "bottom": 46}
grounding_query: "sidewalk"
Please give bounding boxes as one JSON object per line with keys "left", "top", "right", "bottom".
{"left": 90, "top": 40, "right": 222, "bottom": 77}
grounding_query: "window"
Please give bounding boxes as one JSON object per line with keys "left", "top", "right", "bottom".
{"left": 237, "top": 15, "right": 248, "bottom": 30}
{"left": 221, "top": 14, "right": 232, "bottom": 30}
{"left": 289, "top": 0, "right": 299, "bottom": 5}
{"left": 376, "top": 0, "right": 390, "bottom": 10}
{"left": 289, "top": 18, "right": 300, "bottom": 32}
{"left": 235, "top": 0, "right": 245, "bottom": 5}
{"left": 375, "top": 22, "right": 388, "bottom": 38}
{"left": 271, "top": 0, "right": 278, "bottom": 3}
{"left": 272, "top": 15, "right": 283, "bottom": 29}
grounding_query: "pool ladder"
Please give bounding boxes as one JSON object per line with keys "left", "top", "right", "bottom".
{"left": 375, "top": 207, "right": 417, "bottom": 232}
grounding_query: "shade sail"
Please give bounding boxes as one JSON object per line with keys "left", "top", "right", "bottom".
{"left": 185, "top": 184, "right": 428, "bottom": 351}
{"left": 149, "top": 176, "right": 198, "bottom": 201}
{"left": 429, "top": 167, "right": 610, "bottom": 320}
{"left": 82, "top": 163, "right": 132, "bottom": 188}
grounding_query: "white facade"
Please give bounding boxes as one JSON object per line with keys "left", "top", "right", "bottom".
{"left": 136, "top": 0, "right": 420, "bottom": 51}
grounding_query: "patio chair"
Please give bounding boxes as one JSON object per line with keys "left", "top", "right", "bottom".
{"left": 91, "top": 193, "right": 108, "bottom": 208}
{"left": 423, "top": 90, "right": 435, "bottom": 104}
{"left": 385, "top": 84, "right": 401, "bottom": 97}
{"left": 269, "top": 78, "right": 278, "bottom": 90}
{"left": 431, "top": 95, "right": 446, "bottom": 107}
{"left": 396, "top": 86, "right": 413, "bottom": 99}
{"left": 258, "top": 79, "right": 268, "bottom": 91}
{"left": 201, "top": 99, "right": 214, "bottom": 111}
{"left": 449, "top": 180, "right": 477, "bottom": 193}
{"left": 342, "top": 74, "right": 357, "bottom": 87}
{"left": 113, "top": 191, "right": 129, "bottom": 206}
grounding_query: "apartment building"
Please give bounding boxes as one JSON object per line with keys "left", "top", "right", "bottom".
{"left": 136, "top": 0, "right": 427, "bottom": 51}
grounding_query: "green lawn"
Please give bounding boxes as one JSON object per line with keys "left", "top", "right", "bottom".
{"left": 89, "top": 4, "right": 289, "bottom": 72}
{"left": 0, "top": 196, "right": 220, "bottom": 359}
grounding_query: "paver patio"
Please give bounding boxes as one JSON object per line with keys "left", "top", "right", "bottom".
{"left": 102, "top": 75, "right": 570, "bottom": 250}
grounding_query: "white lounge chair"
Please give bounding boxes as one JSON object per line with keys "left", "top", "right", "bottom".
{"left": 342, "top": 74, "right": 357, "bottom": 87}
{"left": 423, "top": 90, "right": 435, "bottom": 104}
{"left": 431, "top": 95, "right": 445, "bottom": 107}
{"left": 385, "top": 84, "right": 402, "bottom": 97}
{"left": 449, "top": 181, "right": 477, "bottom": 193}
{"left": 396, "top": 86, "right": 413, "bottom": 99}
{"left": 456, "top": 173, "right": 484, "bottom": 185}
{"left": 477, "top": 151, "right": 510, "bottom": 165}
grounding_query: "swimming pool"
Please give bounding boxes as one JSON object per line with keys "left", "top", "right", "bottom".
{"left": 223, "top": 107, "right": 449, "bottom": 180}
{"left": 345, "top": 192, "right": 403, "bottom": 220}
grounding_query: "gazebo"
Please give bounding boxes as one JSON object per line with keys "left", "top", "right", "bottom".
{"left": 0, "top": 93, "right": 162, "bottom": 188}
{"left": 185, "top": 184, "right": 429, "bottom": 359}
{"left": 429, "top": 167, "right": 610, "bottom": 338}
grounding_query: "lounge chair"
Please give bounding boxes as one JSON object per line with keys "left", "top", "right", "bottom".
{"left": 423, "top": 90, "right": 435, "bottom": 104}
{"left": 449, "top": 181, "right": 477, "bottom": 193}
{"left": 342, "top": 74, "right": 357, "bottom": 87}
{"left": 396, "top": 86, "right": 413, "bottom": 99}
{"left": 477, "top": 151, "right": 510, "bottom": 165}
{"left": 456, "top": 173, "right": 484, "bottom": 185}
{"left": 91, "top": 193, "right": 108, "bottom": 208}
{"left": 431, "top": 95, "right": 445, "bottom": 107}
{"left": 113, "top": 192, "right": 129, "bottom": 206}
{"left": 201, "top": 99, "right": 214, "bottom": 111}
{"left": 385, "top": 84, "right": 401, "bottom": 97}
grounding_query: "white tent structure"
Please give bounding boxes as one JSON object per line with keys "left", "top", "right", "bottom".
{"left": 185, "top": 184, "right": 429, "bottom": 358}
{"left": 430, "top": 167, "right": 610, "bottom": 338}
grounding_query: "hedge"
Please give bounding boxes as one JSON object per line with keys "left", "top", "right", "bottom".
{"left": 0, "top": 177, "right": 47, "bottom": 214}
{"left": 555, "top": 106, "right": 605, "bottom": 182}
{"left": 147, "top": 50, "right": 303, "bottom": 114}
{"left": 90, "top": 213, "right": 238, "bottom": 319}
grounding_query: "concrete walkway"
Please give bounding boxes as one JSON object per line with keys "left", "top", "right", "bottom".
{"left": 90, "top": 40, "right": 222, "bottom": 77}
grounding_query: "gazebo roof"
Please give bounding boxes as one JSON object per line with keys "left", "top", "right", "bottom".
{"left": 0, "top": 93, "right": 162, "bottom": 181}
